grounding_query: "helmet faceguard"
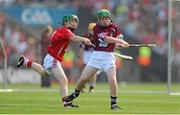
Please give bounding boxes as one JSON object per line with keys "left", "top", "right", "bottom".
{"left": 63, "top": 14, "right": 79, "bottom": 31}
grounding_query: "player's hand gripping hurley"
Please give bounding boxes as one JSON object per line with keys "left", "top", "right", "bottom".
{"left": 116, "top": 34, "right": 156, "bottom": 48}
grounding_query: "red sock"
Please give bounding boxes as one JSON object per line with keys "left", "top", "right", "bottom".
{"left": 27, "top": 60, "right": 32, "bottom": 67}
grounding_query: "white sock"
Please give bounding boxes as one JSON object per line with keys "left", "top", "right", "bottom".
{"left": 23, "top": 58, "right": 29, "bottom": 66}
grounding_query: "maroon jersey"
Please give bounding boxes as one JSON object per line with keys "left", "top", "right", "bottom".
{"left": 92, "top": 23, "right": 121, "bottom": 52}
{"left": 80, "top": 33, "right": 94, "bottom": 51}
{"left": 48, "top": 26, "right": 73, "bottom": 62}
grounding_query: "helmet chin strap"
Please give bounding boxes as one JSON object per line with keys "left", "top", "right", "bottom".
{"left": 68, "top": 27, "right": 75, "bottom": 32}
{"left": 66, "top": 22, "right": 77, "bottom": 32}
{"left": 98, "top": 21, "right": 112, "bottom": 27}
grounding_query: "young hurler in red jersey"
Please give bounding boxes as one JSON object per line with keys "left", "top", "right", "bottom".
{"left": 16, "top": 14, "right": 94, "bottom": 108}
{"left": 63, "top": 9, "right": 129, "bottom": 110}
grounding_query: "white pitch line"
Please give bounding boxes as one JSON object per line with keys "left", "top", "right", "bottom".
{"left": 169, "top": 92, "right": 180, "bottom": 95}
{"left": 0, "top": 88, "right": 168, "bottom": 94}
{"left": 88, "top": 90, "right": 167, "bottom": 94}
{"left": 0, "top": 89, "right": 14, "bottom": 92}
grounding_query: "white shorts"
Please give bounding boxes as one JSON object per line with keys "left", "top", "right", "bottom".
{"left": 83, "top": 51, "right": 93, "bottom": 64}
{"left": 87, "top": 51, "right": 116, "bottom": 71}
{"left": 43, "top": 54, "right": 61, "bottom": 70}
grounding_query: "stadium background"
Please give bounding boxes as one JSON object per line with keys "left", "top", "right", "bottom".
{"left": 0, "top": 0, "right": 179, "bottom": 85}
{"left": 1, "top": 0, "right": 180, "bottom": 114}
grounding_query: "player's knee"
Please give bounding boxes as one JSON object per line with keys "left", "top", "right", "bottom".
{"left": 59, "top": 77, "right": 68, "bottom": 85}
{"left": 109, "top": 76, "right": 117, "bottom": 83}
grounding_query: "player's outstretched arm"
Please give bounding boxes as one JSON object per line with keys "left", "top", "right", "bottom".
{"left": 104, "top": 36, "right": 129, "bottom": 48}
{"left": 70, "top": 35, "right": 94, "bottom": 46}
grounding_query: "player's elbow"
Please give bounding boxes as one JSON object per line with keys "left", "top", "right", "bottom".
{"left": 69, "top": 35, "right": 76, "bottom": 41}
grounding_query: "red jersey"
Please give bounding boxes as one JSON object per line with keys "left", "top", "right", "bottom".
{"left": 92, "top": 23, "right": 121, "bottom": 52}
{"left": 48, "top": 26, "right": 73, "bottom": 62}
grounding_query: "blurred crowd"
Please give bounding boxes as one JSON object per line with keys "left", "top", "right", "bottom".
{"left": 85, "top": 0, "right": 179, "bottom": 55}
{"left": 0, "top": 12, "right": 38, "bottom": 68}
{"left": 0, "top": 0, "right": 180, "bottom": 81}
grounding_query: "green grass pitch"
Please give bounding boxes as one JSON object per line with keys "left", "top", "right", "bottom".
{"left": 0, "top": 83, "right": 180, "bottom": 114}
